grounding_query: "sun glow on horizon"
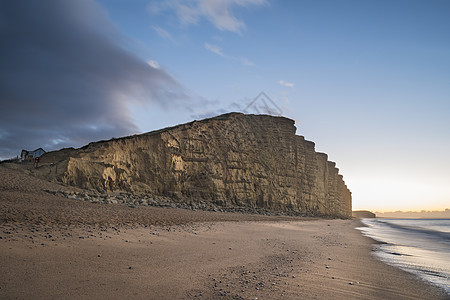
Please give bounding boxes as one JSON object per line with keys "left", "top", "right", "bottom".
{"left": 349, "top": 175, "right": 450, "bottom": 212}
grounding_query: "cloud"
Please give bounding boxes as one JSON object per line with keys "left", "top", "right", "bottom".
{"left": 147, "top": 60, "right": 160, "bottom": 69}
{"left": 149, "top": 0, "right": 268, "bottom": 34}
{"left": 152, "top": 25, "right": 175, "bottom": 42}
{"left": 190, "top": 101, "right": 243, "bottom": 120}
{"left": 0, "top": 0, "right": 191, "bottom": 159}
{"left": 204, "top": 42, "right": 254, "bottom": 66}
{"left": 191, "top": 92, "right": 283, "bottom": 120}
{"left": 198, "top": 0, "right": 246, "bottom": 33}
{"left": 279, "top": 80, "right": 295, "bottom": 88}
{"left": 204, "top": 43, "right": 226, "bottom": 57}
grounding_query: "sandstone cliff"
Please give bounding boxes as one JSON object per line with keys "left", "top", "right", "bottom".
{"left": 38, "top": 113, "right": 352, "bottom": 218}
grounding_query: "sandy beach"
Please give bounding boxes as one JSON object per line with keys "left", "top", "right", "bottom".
{"left": 1, "top": 166, "right": 447, "bottom": 299}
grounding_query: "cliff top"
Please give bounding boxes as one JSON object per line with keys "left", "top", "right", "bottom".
{"left": 46, "top": 113, "right": 297, "bottom": 156}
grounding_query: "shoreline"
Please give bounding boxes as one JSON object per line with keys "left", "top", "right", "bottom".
{"left": 1, "top": 166, "right": 448, "bottom": 299}
{"left": 356, "top": 217, "right": 450, "bottom": 296}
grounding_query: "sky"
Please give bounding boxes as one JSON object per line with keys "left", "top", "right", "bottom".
{"left": 1, "top": 0, "right": 449, "bottom": 212}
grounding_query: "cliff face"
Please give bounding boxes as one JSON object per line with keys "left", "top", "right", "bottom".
{"left": 43, "top": 113, "right": 352, "bottom": 217}
{"left": 352, "top": 210, "right": 376, "bottom": 218}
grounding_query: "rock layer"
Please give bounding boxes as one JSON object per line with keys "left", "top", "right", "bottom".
{"left": 40, "top": 113, "right": 352, "bottom": 218}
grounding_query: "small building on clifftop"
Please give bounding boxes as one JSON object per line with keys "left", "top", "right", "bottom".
{"left": 20, "top": 148, "right": 46, "bottom": 162}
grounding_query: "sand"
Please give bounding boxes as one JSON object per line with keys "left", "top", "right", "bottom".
{"left": 0, "top": 165, "right": 447, "bottom": 299}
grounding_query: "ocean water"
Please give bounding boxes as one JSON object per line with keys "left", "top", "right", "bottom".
{"left": 357, "top": 218, "right": 450, "bottom": 295}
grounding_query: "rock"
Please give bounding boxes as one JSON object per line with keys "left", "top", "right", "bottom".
{"left": 33, "top": 113, "right": 351, "bottom": 217}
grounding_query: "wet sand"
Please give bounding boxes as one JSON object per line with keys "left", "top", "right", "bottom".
{"left": 0, "top": 166, "right": 447, "bottom": 299}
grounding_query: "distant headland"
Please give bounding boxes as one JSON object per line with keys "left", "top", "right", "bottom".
{"left": 375, "top": 209, "right": 450, "bottom": 219}
{"left": 352, "top": 210, "right": 376, "bottom": 218}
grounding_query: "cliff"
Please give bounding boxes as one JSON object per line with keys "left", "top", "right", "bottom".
{"left": 352, "top": 210, "right": 376, "bottom": 218}
{"left": 37, "top": 113, "right": 352, "bottom": 218}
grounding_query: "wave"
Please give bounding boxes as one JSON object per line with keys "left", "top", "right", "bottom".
{"left": 374, "top": 219, "right": 450, "bottom": 241}
{"left": 357, "top": 218, "right": 450, "bottom": 295}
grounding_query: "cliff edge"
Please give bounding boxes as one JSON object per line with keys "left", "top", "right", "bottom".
{"left": 29, "top": 113, "right": 352, "bottom": 218}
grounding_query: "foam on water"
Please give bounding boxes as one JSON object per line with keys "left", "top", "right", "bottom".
{"left": 357, "top": 218, "right": 450, "bottom": 295}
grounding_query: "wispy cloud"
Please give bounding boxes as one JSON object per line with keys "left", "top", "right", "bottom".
{"left": 205, "top": 43, "right": 226, "bottom": 57}
{"left": 149, "top": 0, "right": 268, "bottom": 34}
{"left": 190, "top": 101, "right": 244, "bottom": 120}
{"left": 152, "top": 25, "right": 175, "bottom": 42}
{"left": 191, "top": 92, "right": 284, "bottom": 120}
{"left": 204, "top": 42, "right": 254, "bottom": 66}
{"left": 280, "top": 80, "right": 295, "bottom": 88}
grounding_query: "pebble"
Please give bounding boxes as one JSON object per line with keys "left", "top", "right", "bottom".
{"left": 45, "top": 190, "right": 316, "bottom": 217}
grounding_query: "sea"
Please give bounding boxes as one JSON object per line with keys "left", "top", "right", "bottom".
{"left": 356, "top": 218, "right": 450, "bottom": 295}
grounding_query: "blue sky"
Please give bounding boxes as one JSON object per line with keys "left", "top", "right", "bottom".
{"left": 1, "top": 0, "right": 449, "bottom": 211}
{"left": 101, "top": 0, "right": 450, "bottom": 211}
